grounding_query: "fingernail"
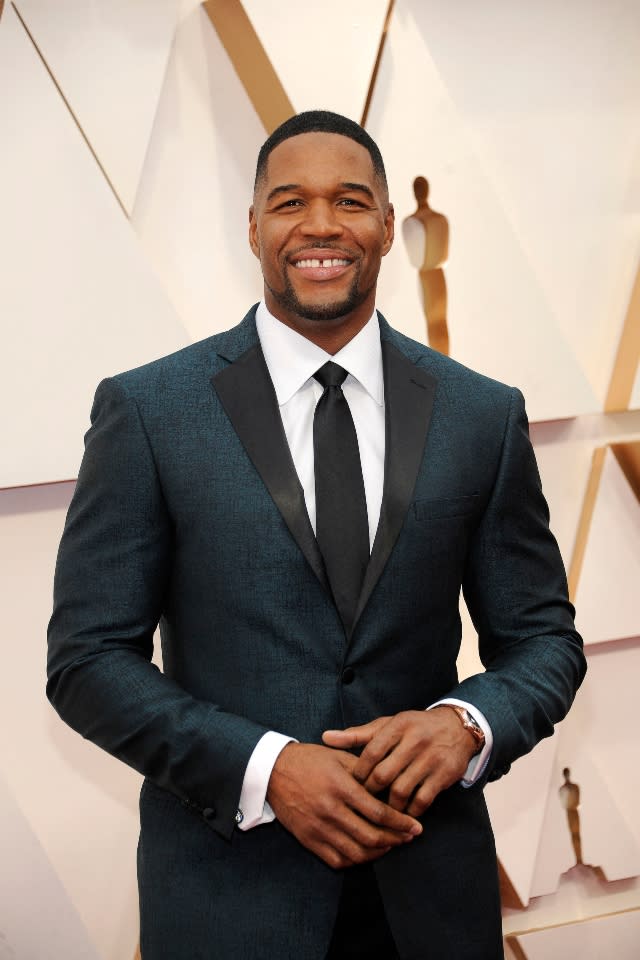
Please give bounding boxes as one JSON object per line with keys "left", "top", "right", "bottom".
{"left": 409, "top": 823, "right": 422, "bottom": 836}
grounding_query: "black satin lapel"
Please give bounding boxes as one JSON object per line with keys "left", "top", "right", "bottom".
{"left": 212, "top": 344, "right": 328, "bottom": 593}
{"left": 352, "top": 340, "right": 437, "bottom": 631}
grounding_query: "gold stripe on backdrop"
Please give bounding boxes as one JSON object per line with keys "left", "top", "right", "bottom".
{"left": 361, "top": 0, "right": 395, "bottom": 128}
{"left": 504, "top": 936, "right": 529, "bottom": 960}
{"left": 605, "top": 263, "right": 640, "bottom": 412}
{"left": 567, "top": 445, "right": 607, "bottom": 601}
{"left": 10, "top": 2, "right": 129, "bottom": 217}
{"left": 202, "top": 0, "right": 294, "bottom": 135}
{"left": 507, "top": 904, "right": 640, "bottom": 942}
{"left": 611, "top": 440, "right": 640, "bottom": 503}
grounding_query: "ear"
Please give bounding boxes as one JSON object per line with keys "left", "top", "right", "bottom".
{"left": 382, "top": 202, "right": 395, "bottom": 257}
{"left": 248, "top": 205, "right": 260, "bottom": 260}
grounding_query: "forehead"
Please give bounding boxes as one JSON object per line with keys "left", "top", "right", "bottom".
{"left": 260, "top": 132, "right": 377, "bottom": 191}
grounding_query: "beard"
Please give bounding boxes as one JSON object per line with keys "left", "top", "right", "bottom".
{"left": 265, "top": 261, "right": 374, "bottom": 323}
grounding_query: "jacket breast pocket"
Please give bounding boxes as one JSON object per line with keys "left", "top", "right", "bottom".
{"left": 413, "top": 494, "right": 479, "bottom": 522}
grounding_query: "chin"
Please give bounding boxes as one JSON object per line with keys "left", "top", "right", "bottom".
{"left": 270, "top": 281, "right": 370, "bottom": 325}
{"left": 297, "top": 303, "right": 357, "bottom": 323}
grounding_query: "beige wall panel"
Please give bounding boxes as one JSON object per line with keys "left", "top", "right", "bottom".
{"left": 504, "top": 875, "right": 640, "bottom": 946}
{"left": 131, "top": 3, "right": 264, "bottom": 343}
{"left": 632, "top": 362, "right": 640, "bottom": 411}
{"left": 16, "top": 0, "right": 181, "bottom": 213}
{"left": 531, "top": 746, "right": 639, "bottom": 897}
{"left": 367, "top": 1, "right": 626, "bottom": 421}
{"left": 398, "top": 0, "right": 640, "bottom": 409}
{"left": 511, "top": 908, "right": 640, "bottom": 959}
{"left": 240, "top": 0, "right": 390, "bottom": 121}
{"left": 484, "top": 736, "right": 558, "bottom": 907}
{"left": 0, "top": 6, "right": 189, "bottom": 488}
{"left": 0, "top": 483, "right": 142, "bottom": 960}
{"left": 574, "top": 450, "right": 640, "bottom": 645}
{"left": 606, "top": 263, "right": 640, "bottom": 413}
{"left": 0, "top": 771, "right": 100, "bottom": 959}
{"left": 530, "top": 642, "right": 640, "bottom": 897}
{"left": 530, "top": 411, "right": 640, "bottom": 450}
{"left": 456, "top": 597, "right": 482, "bottom": 683}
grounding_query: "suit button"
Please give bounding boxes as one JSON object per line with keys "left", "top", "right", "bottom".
{"left": 202, "top": 806, "right": 216, "bottom": 821}
{"left": 341, "top": 667, "right": 355, "bottom": 684}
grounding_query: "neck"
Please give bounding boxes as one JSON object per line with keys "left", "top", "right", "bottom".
{"left": 263, "top": 294, "right": 375, "bottom": 355}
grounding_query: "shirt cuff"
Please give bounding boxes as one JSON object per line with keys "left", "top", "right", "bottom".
{"left": 237, "top": 731, "right": 296, "bottom": 831}
{"left": 427, "top": 697, "right": 493, "bottom": 787}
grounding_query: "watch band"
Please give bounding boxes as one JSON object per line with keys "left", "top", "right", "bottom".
{"left": 435, "top": 704, "right": 485, "bottom": 754}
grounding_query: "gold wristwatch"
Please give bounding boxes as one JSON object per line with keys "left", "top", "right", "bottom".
{"left": 435, "top": 704, "right": 485, "bottom": 755}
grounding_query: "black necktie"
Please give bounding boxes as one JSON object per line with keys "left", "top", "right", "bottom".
{"left": 313, "top": 362, "right": 369, "bottom": 631}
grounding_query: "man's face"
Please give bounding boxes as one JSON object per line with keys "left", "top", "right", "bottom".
{"left": 249, "top": 132, "right": 394, "bottom": 336}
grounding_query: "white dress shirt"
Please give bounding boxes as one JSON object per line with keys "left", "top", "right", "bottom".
{"left": 236, "top": 302, "right": 492, "bottom": 830}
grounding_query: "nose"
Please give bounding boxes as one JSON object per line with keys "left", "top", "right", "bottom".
{"left": 300, "top": 199, "right": 344, "bottom": 238}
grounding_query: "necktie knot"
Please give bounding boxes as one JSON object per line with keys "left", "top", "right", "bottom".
{"left": 314, "top": 361, "right": 349, "bottom": 390}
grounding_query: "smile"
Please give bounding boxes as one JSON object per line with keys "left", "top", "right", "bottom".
{"left": 293, "top": 258, "right": 351, "bottom": 268}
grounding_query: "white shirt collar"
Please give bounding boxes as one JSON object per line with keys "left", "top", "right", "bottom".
{"left": 255, "top": 301, "right": 383, "bottom": 407}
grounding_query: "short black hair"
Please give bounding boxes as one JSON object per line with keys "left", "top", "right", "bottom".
{"left": 254, "top": 110, "right": 387, "bottom": 193}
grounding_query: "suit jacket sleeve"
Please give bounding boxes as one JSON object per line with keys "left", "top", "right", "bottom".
{"left": 451, "top": 387, "right": 586, "bottom": 782}
{"left": 47, "top": 377, "right": 270, "bottom": 839}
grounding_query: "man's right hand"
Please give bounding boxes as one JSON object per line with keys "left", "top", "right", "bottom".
{"left": 266, "top": 742, "right": 422, "bottom": 870}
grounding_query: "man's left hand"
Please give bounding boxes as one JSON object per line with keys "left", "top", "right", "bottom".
{"left": 322, "top": 708, "right": 478, "bottom": 817}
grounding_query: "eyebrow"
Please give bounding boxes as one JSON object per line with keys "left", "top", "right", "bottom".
{"left": 265, "top": 181, "right": 376, "bottom": 204}
{"left": 340, "top": 182, "right": 375, "bottom": 201}
{"left": 265, "top": 184, "right": 300, "bottom": 203}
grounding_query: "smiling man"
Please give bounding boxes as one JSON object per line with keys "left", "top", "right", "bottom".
{"left": 48, "top": 112, "right": 586, "bottom": 960}
{"left": 250, "top": 128, "right": 393, "bottom": 343}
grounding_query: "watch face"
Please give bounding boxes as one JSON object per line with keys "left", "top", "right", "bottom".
{"left": 462, "top": 710, "right": 483, "bottom": 741}
{"left": 460, "top": 709, "right": 474, "bottom": 728}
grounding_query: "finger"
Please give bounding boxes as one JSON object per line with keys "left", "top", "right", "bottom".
{"left": 312, "top": 840, "right": 354, "bottom": 871}
{"left": 362, "top": 746, "right": 417, "bottom": 796}
{"left": 406, "top": 778, "right": 440, "bottom": 818}
{"left": 327, "top": 828, "right": 394, "bottom": 867}
{"left": 322, "top": 717, "right": 390, "bottom": 749}
{"left": 337, "top": 805, "right": 417, "bottom": 850}
{"left": 302, "top": 794, "right": 414, "bottom": 864}
{"left": 348, "top": 783, "right": 422, "bottom": 836}
{"left": 405, "top": 762, "right": 463, "bottom": 817}
{"left": 387, "top": 759, "right": 434, "bottom": 812}
{"left": 352, "top": 722, "right": 407, "bottom": 784}
{"left": 311, "top": 819, "right": 394, "bottom": 869}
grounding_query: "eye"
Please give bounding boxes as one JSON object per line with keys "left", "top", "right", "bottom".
{"left": 275, "top": 198, "right": 303, "bottom": 209}
{"left": 338, "top": 197, "right": 365, "bottom": 207}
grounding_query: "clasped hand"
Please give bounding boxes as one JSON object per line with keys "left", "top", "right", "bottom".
{"left": 266, "top": 709, "right": 478, "bottom": 870}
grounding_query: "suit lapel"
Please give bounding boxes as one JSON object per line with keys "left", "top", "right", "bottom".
{"left": 351, "top": 331, "right": 437, "bottom": 633}
{"left": 210, "top": 308, "right": 437, "bottom": 633}
{"left": 211, "top": 328, "right": 328, "bottom": 594}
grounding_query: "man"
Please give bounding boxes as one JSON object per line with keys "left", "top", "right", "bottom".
{"left": 48, "top": 111, "right": 586, "bottom": 959}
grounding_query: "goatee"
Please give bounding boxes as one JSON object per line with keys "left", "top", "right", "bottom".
{"left": 266, "top": 267, "right": 373, "bottom": 323}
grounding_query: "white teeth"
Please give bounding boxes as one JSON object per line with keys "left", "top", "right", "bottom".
{"left": 294, "top": 258, "right": 349, "bottom": 268}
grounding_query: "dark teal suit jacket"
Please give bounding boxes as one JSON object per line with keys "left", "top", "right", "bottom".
{"left": 47, "top": 308, "right": 585, "bottom": 959}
